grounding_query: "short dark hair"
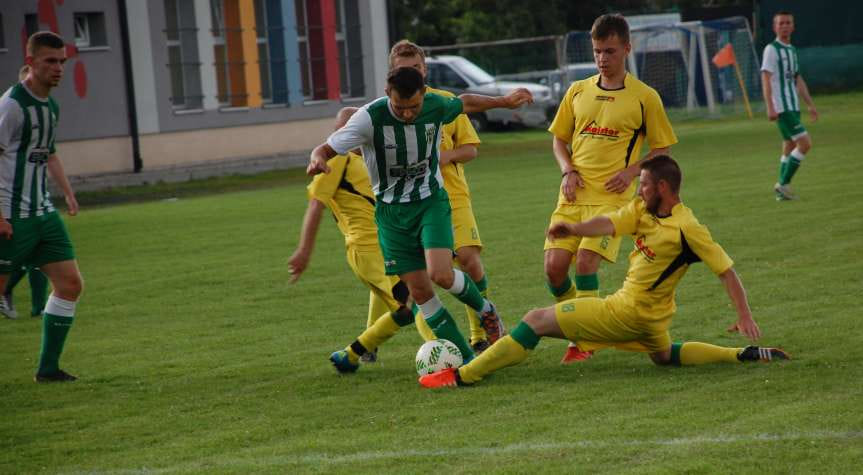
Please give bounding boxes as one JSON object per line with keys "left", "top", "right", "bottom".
{"left": 27, "top": 31, "right": 65, "bottom": 56}
{"left": 640, "top": 155, "right": 682, "bottom": 194}
{"left": 387, "top": 66, "right": 425, "bottom": 99}
{"left": 591, "top": 14, "right": 630, "bottom": 44}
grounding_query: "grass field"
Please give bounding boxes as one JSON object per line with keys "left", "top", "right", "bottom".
{"left": 2, "top": 91, "right": 862, "bottom": 474}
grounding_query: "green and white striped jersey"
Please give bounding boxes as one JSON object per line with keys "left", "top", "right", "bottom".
{"left": 761, "top": 40, "right": 800, "bottom": 114}
{"left": 327, "top": 93, "right": 463, "bottom": 204}
{"left": 0, "top": 82, "right": 59, "bottom": 219}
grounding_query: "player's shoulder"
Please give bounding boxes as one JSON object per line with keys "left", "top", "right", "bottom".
{"left": 625, "top": 74, "right": 662, "bottom": 100}
{"left": 0, "top": 87, "right": 24, "bottom": 118}
{"left": 426, "top": 87, "right": 456, "bottom": 99}
{"left": 674, "top": 203, "right": 707, "bottom": 232}
{"left": 565, "top": 77, "right": 593, "bottom": 96}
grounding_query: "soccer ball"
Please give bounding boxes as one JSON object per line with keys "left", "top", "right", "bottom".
{"left": 415, "top": 339, "right": 463, "bottom": 376}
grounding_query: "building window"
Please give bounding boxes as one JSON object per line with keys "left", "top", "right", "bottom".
{"left": 24, "top": 14, "right": 39, "bottom": 38}
{"left": 294, "top": 0, "right": 312, "bottom": 99}
{"left": 253, "top": 0, "right": 272, "bottom": 103}
{"left": 210, "top": 0, "right": 231, "bottom": 105}
{"left": 334, "top": 0, "right": 363, "bottom": 98}
{"left": 73, "top": 12, "right": 108, "bottom": 48}
{"left": 164, "top": 0, "right": 203, "bottom": 109}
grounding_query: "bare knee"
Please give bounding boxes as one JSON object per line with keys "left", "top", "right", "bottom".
{"left": 522, "top": 309, "right": 546, "bottom": 330}
{"left": 54, "top": 274, "right": 83, "bottom": 301}
{"left": 796, "top": 136, "right": 812, "bottom": 154}
{"left": 455, "top": 247, "right": 483, "bottom": 280}
{"left": 429, "top": 267, "right": 454, "bottom": 289}
{"left": 544, "top": 252, "right": 571, "bottom": 286}
{"left": 574, "top": 250, "right": 601, "bottom": 275}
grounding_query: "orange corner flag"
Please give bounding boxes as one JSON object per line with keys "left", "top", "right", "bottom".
{"left": 712, "top": 44, "right": 737, "bottom": 68}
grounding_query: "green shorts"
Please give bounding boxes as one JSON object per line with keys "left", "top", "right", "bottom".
{"left": 777, "top": 111, "right": 807, "bottom": 141}
{"left": 375, "top": 188, "right": 454, "bottom": 275}
{"left": 0, "top": 211, "right": 76, "bottom": 273}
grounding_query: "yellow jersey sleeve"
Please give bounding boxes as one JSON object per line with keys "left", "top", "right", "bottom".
{"left": 307, "top": 154, "right": 348, "bottom": 202}
{"left": 548, "top": 81, "right": 584, "bottom": 143}
{"left": 643, "top": 88, "right": 678, "bottom": 150}
{"left": 608, "top": 198, "right": 644, "bottom": 237}
{"left": 681, "top": 218, "right": 734, "bottom": 275}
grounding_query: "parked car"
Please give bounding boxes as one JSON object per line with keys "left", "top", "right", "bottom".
{"left": 425, "top": 55, "right": 555, "bottom": 131}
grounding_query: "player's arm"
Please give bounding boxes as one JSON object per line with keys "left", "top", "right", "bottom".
{"left": 288, "top": 199, "right": 326, "bottom": 283}
{"left": 0, "top": 147, "right": 9, "bottom": 237}
{"left": 605, "top": 146, "right": 671, "bottom": 193}
{"left": 0, "top": 106, "right": 19, "bottom": 237}
{"left": 308, "top": 143, "right": 337, "bottom": 175}
{"left": 459, "top": 89, "right": 533, "bottom": 114}
{"left": 796, "top": 75, "right": 818, "bottom": 122}
{"left": 761, "top": 71, "right": 777, "bottom": 121}
{"left": 309, "top": 108, "right": 371, "bottom": 175}
{"left": 553, "top": 136, "right": 583, "bottom": 202}
{"left": 46, "top": 154, "right": 79, "bottom": 216}
{"left": 547, "top": 215, "right": 614, "bottom": 241}
{"left": 439, "top": 144, "right": 477, "bottom": 166}
{"left": 719, "top": 267, "right": 761, "bottom": 341}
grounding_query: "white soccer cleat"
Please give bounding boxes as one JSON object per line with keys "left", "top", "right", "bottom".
{"left": 773, "top": 183, "right": 796, "bottom": 201}
{"left": 0, "top": 295, "right": 18, "bottom": 320}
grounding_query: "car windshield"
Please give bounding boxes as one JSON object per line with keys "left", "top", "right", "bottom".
{"left": 452, "top": 57, "right": 495, "bottom": 85}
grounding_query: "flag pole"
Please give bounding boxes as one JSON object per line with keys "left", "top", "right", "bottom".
{"left": 733, "top": 59, "right": 753, "bottom": 119}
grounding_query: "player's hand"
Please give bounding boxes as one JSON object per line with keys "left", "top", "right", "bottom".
{"left": 65, "top": 194, "right": 79, "bottom": 216}
{"left": 306, "top": 155, "right": 330, "bottom": 176}
{"left": 561, "top": 170, "right": 583, "bottom": 202}
{"left": 605, "top": 169, "right": 634, "bottom": 194}
{"left": 727, "top": 316, "right": 761, "bottom": 341}
{"left": 767, "top": 108, "right": 778, "bottom": 121}
{"left": 503, "top": 88, "right": 534, "bottom": 109}
{"left": 808, "top": 106, "right": 818, "bottom": 122}
{"left": 288, "top": 249, "right": 311, "bottom": 284}
{"left": 547, "top": 222, "right": 575, "bottom": 240}
{"left": 0, "top": 219, "right": 12, "bottom": 240}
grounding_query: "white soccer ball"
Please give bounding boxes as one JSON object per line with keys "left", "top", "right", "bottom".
{"left": 415, "top": 339, "right": 463, "bottom": 376}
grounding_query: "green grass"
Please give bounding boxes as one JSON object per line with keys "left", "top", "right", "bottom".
{"left": 2, "top": 91, "right": 862, "bottom": 474}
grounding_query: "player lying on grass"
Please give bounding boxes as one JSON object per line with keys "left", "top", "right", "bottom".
{"left": 420, "top": 155, "right": 789, "bottom": 388}
{"left": 308, "top": 67, "right": 531, "bottom": 371}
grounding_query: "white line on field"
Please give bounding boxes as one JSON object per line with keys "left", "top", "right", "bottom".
{"left": 68, "top": 430, "right": 863, "bottom": 474}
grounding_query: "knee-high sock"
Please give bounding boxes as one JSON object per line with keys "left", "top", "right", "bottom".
{"left": 37, "top": 295, "right": 76, "bottom": 375}
{"left": 574, "top": 273, "right": 599, "bottom": 298}
{"left": 780, "top": 148, "right": 804, "bottom": 185}
{"left": 28, "top": 268, "right": 49, "bottom": 316}
{"left": 422, "top": 296, "right": 474, "bottom": 361}
{"left": 346, "top": 307, "right": 414, "bottom": 364}
{"left": 464, "top": 275, "right": 488, "bottom": 344}
{"left": 413, "top": 302, "right": 436, "bottom": 342}
{"left": 366, "top": 291, "right": 390, "bottom": 329}
{"left": 778, "top": 154, "right": 789, "bottom": 183}
{"left": 547, "top": 275, "right": 577, "bottom": 302}
{"left": 670, "top": 342, "right": 742, "bottom": 365}
{"left": 4, "top": 266, "right": 27, "bottom": 295}
{"left": 445, "top": 269, "right": 489, "bottom": 314}
{"left": 458, "top": 322, "right": 539, "bottom": 384}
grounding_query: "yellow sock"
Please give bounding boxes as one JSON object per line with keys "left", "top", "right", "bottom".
{"left": 347, "top": 312, "right": 401, "bottom": 363}
{"left": 678, "top": 342, "right": 742, "bottom": 365}
{"left": 575, "top": 289, "right": 598, "bottom": 298}
{"left": 466, "top": 288, "right": 488, "bottom": 344}
{"left": 366, "top": 292, "right": 390, "bottom": 328}
{"left": 458, "top": 335, "right": 529, "bottom": 384}
{"left": 414, "top": 311, "right": 435, "bottom": 342}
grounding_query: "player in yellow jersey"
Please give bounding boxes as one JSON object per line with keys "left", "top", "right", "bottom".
{"left": 420, "top": 155, "right": 789, "bottom": 388}
{"left": 545, "top": 14, "right": 677, "bottom": 363}
{"left": 387, "top": 40, "right": 501, "bottom": 352}
{"left": 288, "top": 113, "right": 412, "bottom": 365}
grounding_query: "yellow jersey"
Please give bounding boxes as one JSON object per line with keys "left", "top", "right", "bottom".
{"left": 606, "top": 198, "right": 734, "bottom": 320}
{"left": 426, "top": 86, "right": 481, "bottom": 209}
{"left": 307, "top": 152, "right": 378, "bottom": 249}
{"left": 548, "top": 74, "right": 677, "bottom": 206}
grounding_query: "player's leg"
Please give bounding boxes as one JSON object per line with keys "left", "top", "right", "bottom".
{"left": 775, "top": 112, "right": 809, "bottom": 199}
{"left": 649, "top": 341, "right": 789, "bottom": 365}
{"left": 34, "top": 259, "right": 83, "bottom": 382}
{"left": 451, "top": 206, "right": 490, "bottom": 350}
{"left": 781, "top": 133, "right": 810, "bottom": 187}
{"left": 543, "top": 206, "right": 581, "bottom": 302}
{"left": 403, "top": 267, "right": 475, "bottom": 362}
{"left": 28, "top": 267, "right": 49, "bottom": 317}
{"left": 1, "top": 266, "right": 28, "bottom": 319}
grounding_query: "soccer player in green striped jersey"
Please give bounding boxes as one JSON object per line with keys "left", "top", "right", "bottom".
{"left": 0, "top": 32, "right": 84, "bottom": 382}
{"left": 761, "top": 11, "right": 818, "bottom": 201}
{"left": 308, "top": 67, "right": 532, "bottom": 371}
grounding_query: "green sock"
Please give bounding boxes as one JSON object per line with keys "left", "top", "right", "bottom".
{"left": 29, "top": 268, "right": 49, "bottom": 316}
{"left": 449, "top": 269, "right": 485, "bottom": 312}
{"left": 778, "top": 155, "right": 788, "bottom": 183}
{"left": 510, "top": 321, "right": 541, "bottom": 350}
{"left": 546, "top": 275, "right": 573, "bottom": 298}
{"left": 575, "top": 273, "right": 599, "bottom": 298}
{"left": 780, "top": 158, "right": 801, "bottom": 185}
{"left": 4, "top": 266, "right": 27, "bottom": 295}
{"left": 426, "top": 307, "right": 475, "bottom": 362}
{"left": 38, "top": 313, "right": 75, "bottom": 375}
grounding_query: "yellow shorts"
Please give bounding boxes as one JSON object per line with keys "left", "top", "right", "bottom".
{"left": 451, "top": 205, "right": 482, "bottom": 251}
{"left": 543, "top": 203, "right": 623, "bottom": 262}
{"left": 554, "top": 297, "right": 672, "bottom": 353}
{"left": 346, "top": 245, "right": 402, "bottom": 311}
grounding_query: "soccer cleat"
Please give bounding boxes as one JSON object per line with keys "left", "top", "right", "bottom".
{"left": 418, "top": 367, "right": 459, "bottom": 388}
{"left": 479, "top": 302, "right": 506, "bottom": 344}
{"left": 360, "top": 349, "right": 378, "bottom": 363}
{"left": 0, "top": 294, "right": 18, "bottom": 320}
{"left": 560, "top": 345, "right": 594, "bottom": 364}
{"left": 34, "top": 369, "right": 78, "bottom": 383}
{"left": 471, "top": 339, "right": 490, "bottom": 355}
{"left": 329, "top": 350, "right": 359, "bottom": 373}
{"left": 773, "top": 183, "right": 796, "bottom": 201}
{"left": 737, "top": 346, "right": 790, "bottom": 362}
